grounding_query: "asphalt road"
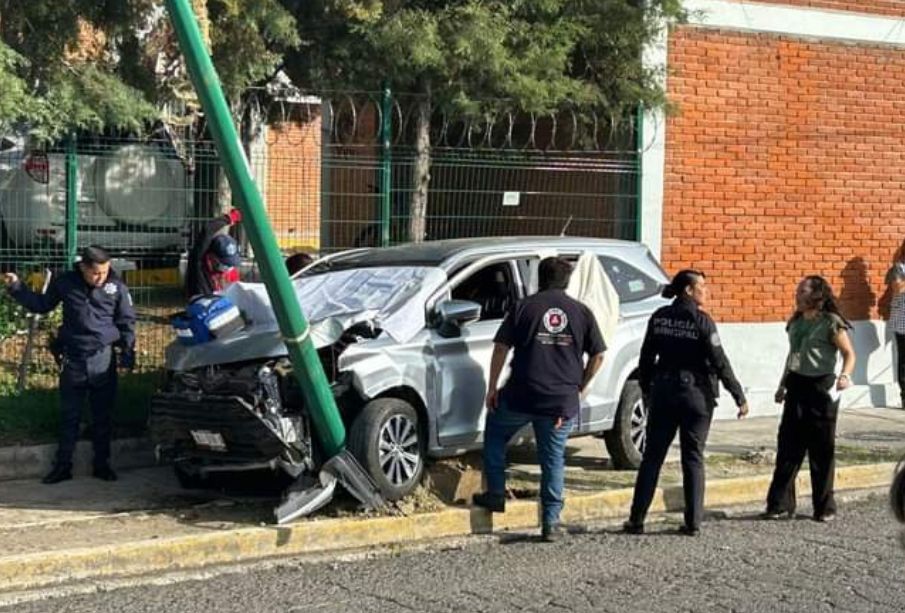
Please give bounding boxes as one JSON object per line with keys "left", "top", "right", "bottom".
{"left": 7, "top": 495, "right": 905, "bottom": 613}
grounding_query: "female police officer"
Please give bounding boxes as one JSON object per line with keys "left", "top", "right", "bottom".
{"left": 623, "top": 269, "right": 748, "bottom": 536}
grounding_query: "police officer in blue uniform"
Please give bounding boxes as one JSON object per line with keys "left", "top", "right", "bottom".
{"left": 3, "top": 246, "right": 136, "bottom": 484}
{"left": 624, "top": 269, "right": 748, "bottom": 536}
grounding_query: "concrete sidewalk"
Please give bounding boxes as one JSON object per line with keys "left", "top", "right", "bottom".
{"left": 0, "top": 407, "right": 902, "bottom": 595}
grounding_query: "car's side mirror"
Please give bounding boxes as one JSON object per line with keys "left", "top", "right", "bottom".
{"left": 435, "top": 299, "right": 482, "bottom": 338}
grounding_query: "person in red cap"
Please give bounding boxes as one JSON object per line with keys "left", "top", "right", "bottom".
{"left": 184, "top": 208, "right": 242, "bottom": 298}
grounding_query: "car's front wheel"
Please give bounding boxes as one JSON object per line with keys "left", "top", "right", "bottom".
{"left": 603, "top": 380, "right": 647, "bottom": 469}
{"left": 349, "top": 397, "right": 425, "bottom": 500}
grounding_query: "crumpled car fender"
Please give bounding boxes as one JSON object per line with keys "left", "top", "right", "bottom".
{"left": 339, "top": 341, "right": 430, "bottom": 409}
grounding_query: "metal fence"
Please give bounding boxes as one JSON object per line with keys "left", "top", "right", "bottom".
{"left": 0, "top": 90, "right": 640, "bottom": 389}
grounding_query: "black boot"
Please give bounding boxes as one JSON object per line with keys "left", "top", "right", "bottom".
{"left": 93, "top": 463, "right": 118, "bottom": 481}
{"left": 622, "top": 520, "right": 644, "bottom": 535}
{"left": 42, "top": 465, "right": 73, "bottom": 485}
{"left": 472, "top": 492, "right": 506, "bottom": 513}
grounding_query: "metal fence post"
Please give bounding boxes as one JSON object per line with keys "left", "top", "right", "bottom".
{"left": 379, "top": 84, "right": 392, "bottom": 247}
{"left": 65, "top": 135, "right": 78, "bottom": 265}
{"left": 634, "top": 103, "right": 644, "bottom": 243}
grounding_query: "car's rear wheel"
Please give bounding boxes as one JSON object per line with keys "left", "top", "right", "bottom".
{"left": 603, "top": 380, "right": 647, "bottom": 469}
{"left": 348, "top": 397, "right": 424, "bottom": 501}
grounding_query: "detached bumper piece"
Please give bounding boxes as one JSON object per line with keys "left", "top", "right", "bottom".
{"left": 150, "top": 392, "right": 294, "bottom": 463}
{"left": 275, "top": 450, "right": 385, "bottom": 524}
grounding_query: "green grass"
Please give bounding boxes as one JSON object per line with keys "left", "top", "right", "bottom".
{"left": 0, "top": 369, "right": 160, "bottom": 446}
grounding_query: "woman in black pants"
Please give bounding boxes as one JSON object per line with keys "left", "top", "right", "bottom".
{"left": 763, "top": 275, "right": 856, "bottom": 522}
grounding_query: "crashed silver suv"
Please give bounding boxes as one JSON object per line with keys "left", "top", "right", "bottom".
{"left": 150, "top": 237, "right": 668, "bottom": 500}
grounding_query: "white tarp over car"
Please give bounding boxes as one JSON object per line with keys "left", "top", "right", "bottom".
{"left": 567, "top": 251, "right": 620, "bottom": 347}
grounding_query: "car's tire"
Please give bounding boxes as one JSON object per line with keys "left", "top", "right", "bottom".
{"left": 603, "top": 380, "right": 647, "bottom": 469}
{"left": 348, "top": 397, "right": 425, "bottom": 501}
{"left": 173, "top": 460, "right": 208, "bottom": 489}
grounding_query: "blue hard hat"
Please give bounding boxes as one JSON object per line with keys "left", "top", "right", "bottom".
{"left": 209, "top": 234, "right": 241, "bottom": 268}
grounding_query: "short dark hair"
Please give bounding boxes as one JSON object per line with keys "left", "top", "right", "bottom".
{"left": 79, "top": 245, "right": 111, "bottom": 266}
{"left": 538, "top": 257, "right": 573, "bottom": 291}
{"left": 662, "top": 269, "right": 705, "bottom": 299}
{"left": 285, "top": 252, "right": 314, "bottom": 275}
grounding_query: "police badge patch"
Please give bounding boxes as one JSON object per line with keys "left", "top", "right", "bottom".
{"left": 103, "top": 282, "right": 118, "bottom": 296}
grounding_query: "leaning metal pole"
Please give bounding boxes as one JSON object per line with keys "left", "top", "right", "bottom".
{"left": 165, "top": 0, "right": 382, "bottom": 522}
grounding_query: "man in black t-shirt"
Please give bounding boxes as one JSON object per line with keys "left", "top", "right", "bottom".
{"left": 473, "top": 257, "right": 606, "bottom": 541}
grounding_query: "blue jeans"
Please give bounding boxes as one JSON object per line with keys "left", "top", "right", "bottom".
{"left": 482, "top": 403, "right": 575, "bottom": 528}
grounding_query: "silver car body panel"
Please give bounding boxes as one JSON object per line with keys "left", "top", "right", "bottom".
{"left": 164, "top": 237, "right": 670, "bottom": 458}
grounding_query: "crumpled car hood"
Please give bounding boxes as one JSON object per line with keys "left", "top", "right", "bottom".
{"left": 165, "top": 266, "right": 447, "bottom": 371}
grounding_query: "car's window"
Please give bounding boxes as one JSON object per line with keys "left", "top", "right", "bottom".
{"left": 597, "top": 255, "right": 662, "bottom": 302}
{"left": 451, "top": 262, "right": 518, "bottom": 321}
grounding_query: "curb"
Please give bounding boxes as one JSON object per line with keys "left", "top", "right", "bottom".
{"left": 0, "top": 438, "right": 154, "bottom": 482}
{"left": 0, "top": 461, "right": 897, "bottom": 593}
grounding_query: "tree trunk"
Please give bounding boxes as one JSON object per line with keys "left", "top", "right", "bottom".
{"left": 409, "top": 88, "right": 431, "bottom": 243}
{"left": 216, "top": 98, "right": 243, "bottom": 215}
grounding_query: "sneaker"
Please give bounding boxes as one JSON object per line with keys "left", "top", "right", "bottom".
{"left": 92, "top": 464, "right": 118, "bottom": 482}
{"left": 472, "top": 492, "right": 505, "bottom": 513}
{"left": 42, "top": 465, "right": 73, "bottom": 485}
{"left": 541, "top": 524, "right": 566, "bottom": 543}
{"left": 814, "top": 512, "right": 836, "bottom": 523}
{"left": 678, "top": 525, "right": 700, "bottom": 537}
{"left": 622, "top": 520, "right": 644, "bottom": 535}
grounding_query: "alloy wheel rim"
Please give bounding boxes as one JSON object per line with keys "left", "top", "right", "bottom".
{"left": 378, "top": 414, "right": 421, "bottom": 487}
{"left": 630, "top": 398, "right": 648, "bottom": 454}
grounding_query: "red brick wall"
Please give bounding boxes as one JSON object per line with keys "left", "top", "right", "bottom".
{"left": 749, "top": 0, "right": 905, "bottom": 17}
{"left": 265, "top": 106, "right": 322, "bottom": 251}
{"left": 662, "top": 27, "right": 905, "bottom": 322}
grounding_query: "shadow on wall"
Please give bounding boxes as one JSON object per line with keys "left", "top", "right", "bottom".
{"left": 839, "top": 257, "right": 886, "bottom": 404}
{"left": 839, "top": 257, "right": 875, "bottom": 321}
